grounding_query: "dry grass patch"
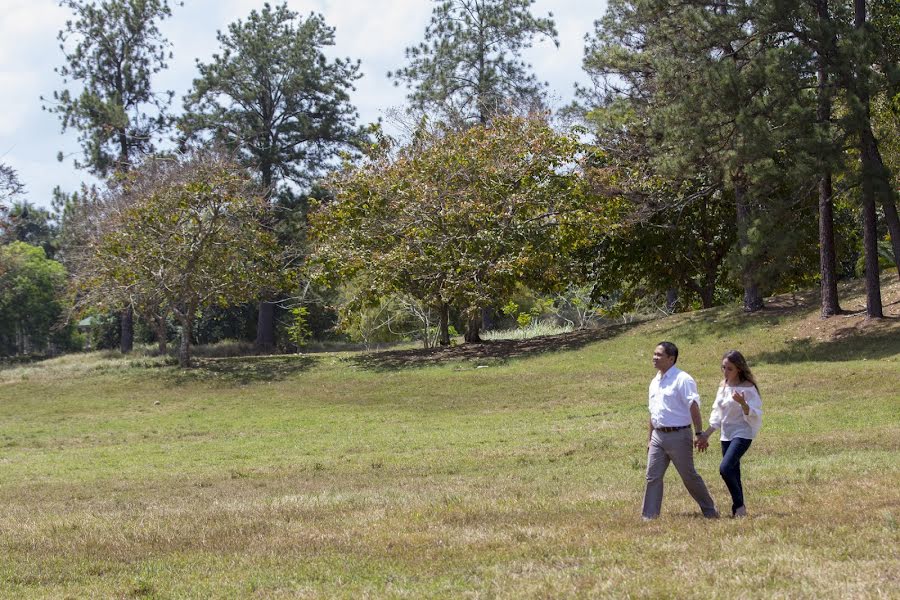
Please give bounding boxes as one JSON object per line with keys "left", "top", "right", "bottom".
{"left": 0, "top": 276, "right": 897, "bottom": 597}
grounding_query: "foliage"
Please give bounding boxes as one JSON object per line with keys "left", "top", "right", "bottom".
{"left": 500, "top": 296, "right": 553, "bottom": 329}
{"left": 0, "top": 242, "right": 75, "bottom": 355}
{"left": 180, "top": 1, "right": 364, "bottom": 350}
{"left": 44, "top": 0, "right": 178, "bottom": 176}
{"left": 309, "top": 114, "right": 602, "bottom": 344}
{"left": 577, "top": 0, "right": 881, "bottom": 312}
{"left": 71, "top": 151, "right": 283, "bottom": 366}
{"left": 285, "top": 306, "right": 312, "bottom": 350}
{"left": 583, "top": 151, "right": 738, "bottom": 312}
{"left": 0, "top": 163, "right": 24, "bottom": 212}
{"left": 1, "top": 200, "right": 58, "bottom": 259}
{"left": 181, "top": 2, "right": 362, "bottom": 193}
{"left": 389, "top": 0, "right": 558, "bottom": 124}
{"left": 548, "top": 284, "right": 607, "bottom": 329}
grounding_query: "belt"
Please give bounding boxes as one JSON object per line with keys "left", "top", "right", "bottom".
{"left": 655, "top": 425, "right": 691, "bottom": 433}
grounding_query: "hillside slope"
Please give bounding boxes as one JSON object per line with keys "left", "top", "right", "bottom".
{"left": 0, "top": 277, "right": 897, "bottom": 598}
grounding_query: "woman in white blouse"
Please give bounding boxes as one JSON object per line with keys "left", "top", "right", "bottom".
{"left": 697, "top": 350, "right": 763, "bottom": 517}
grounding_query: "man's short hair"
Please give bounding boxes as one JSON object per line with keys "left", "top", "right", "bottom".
{"left": 658, "top": 341, "right": 678, "bottom": 363}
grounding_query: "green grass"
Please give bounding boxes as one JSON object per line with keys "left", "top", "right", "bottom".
{"left": 0, "top": 280, "right": 898, "bottom": 598}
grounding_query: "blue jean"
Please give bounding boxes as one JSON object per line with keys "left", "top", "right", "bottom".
{"left": 720, "top": 437, "right": 753, "bottom": 515}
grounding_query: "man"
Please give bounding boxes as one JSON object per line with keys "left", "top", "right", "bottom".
{"left": 642, "top": 341, "right": 718, "bottom": 520}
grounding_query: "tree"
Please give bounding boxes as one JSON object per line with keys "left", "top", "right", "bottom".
{"left": 588, "top": 177, "right": 738, "bottom": 312}
{"left": 44, "top": 0, "right": 177, "bottom": 177}
{"left": 812, "top": 0, "right": 844, "bottom": 316}
{"left": 389, "top": 0, "right": 558, "bottom": 125}
{"left": 581, "top": 0, "right": 839, "bottom": 313}
{"left": 181, "top": 2, "right": 362, "bottom": 351}
{"left": 2, "top": 201, "right": 57, "bottom": 259}
{"left": 0, "top": 163, "right": 24, "bottom": 211}
{"left": 868, "top": 0, "right": 900, "bottom": 281}
{"left": 44, "top": 0, "right": 179, "bottom": 352}
{"left": 73, "top": 151, "right": 282, "bottom": 367}
{"left": 0, "top": 242, "right": 68, "bottom": 356}
{"left": 310, "top": 114, "right": 597, "bottom": 345}
{"left": 0, "top": 163, "right": 25, "bottom": 242}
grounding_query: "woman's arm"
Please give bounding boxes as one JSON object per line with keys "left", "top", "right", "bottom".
{"left": 702, "top": 384, "right": 725, "bottom": 438}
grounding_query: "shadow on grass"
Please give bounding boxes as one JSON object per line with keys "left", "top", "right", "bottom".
{"left": 755, "top": 324, "right": 900, "bottom": 364}
{"left": 166, "top": 354, "right": 319, "bottom": 385}
{"left": 348, "top": 322, "right": 640, "bottom": 372}
{"left": 652, "top": 294, "right": 818, "bottom": 343}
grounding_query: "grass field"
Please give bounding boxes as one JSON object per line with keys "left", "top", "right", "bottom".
{"left": 1, "top": 279, "right": 898, "bottom": 599}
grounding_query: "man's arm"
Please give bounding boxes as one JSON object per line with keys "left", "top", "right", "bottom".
{"left": 648, "top": 417, "right": 653, "bottom": 446}
{"left": 689, "top": 401, "right": 703, "bottom": 432}
{"left": 690, "top": 401, "right": 708, "bottom": 451}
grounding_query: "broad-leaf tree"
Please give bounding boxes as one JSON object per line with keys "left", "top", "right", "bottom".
{"left": 1, "top": 201, "right": 57, "bottom": 259}
{"left": 181, "top": 2, "right": 362, "bottom": 351}
{"left": 74, "top": 152, "right": 282, "bottom": 367}
{"left": 389, "top": 0, "right": 558, "bottom": 125}
{"left": 310, "top": 114, "right": 599, "bottom": 344}
{"left": 0, "top": 242, "right": 68, "bottom": 356}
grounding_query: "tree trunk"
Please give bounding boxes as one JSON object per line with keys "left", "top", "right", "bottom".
{"left": 860, "top": 187, "right": 883, "bottom": 318}
{"left": 464, "top": 312, "right": 482, "bottom": 343}
{"left": 854, "top": 0, "right": 883, "bottom": 318}
{"left": 699, "top": 283, "right": 715, "bottom": 310}
{"left": 815, "top": 1, "right": 842, "bottom": 317}
{"left": 867, "top": 134, "right": 900, "bottom": 279}
{"left": 882, "top": 196, "right": 900, "bottom": 279}
{"left": 16, "top": 322, "right": 24, "bottom": 355}
{"left": 735, "top": 181, "right": 764, "bottom": 312}
{"left": 439, "top": 303, "right": 451, "bottom": 347}
{"left": 255, "top": 300, "right": 276, "bottom": 353}
{"left": 177, "top": 316, "right": 193, "bottom": 368}
{"left": 155, "top": 314, "right": 168, "bottom": 355}
{"left": 860, "top": 134, "right": 884, "bottom": 318}
{"left": 818, "top": 172, "right": 843, "bottom": 317}
{"left": 665, "top": 288, "right": 679, "bottom": 312}
{"left": 481, "top": 307, "right": 494, "bottom": 331}
{"left": 120, "top": 306, "right": 134, "bottom": 354}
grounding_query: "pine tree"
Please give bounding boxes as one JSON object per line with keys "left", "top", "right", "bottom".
{"left": 44, "top": 0, "right": 178, "bottom": 352}
{"left": 582, "top": 0, "right": 818, "bottom": 312}
{"left": 181, "top": 3, "right": 362, "bottom": 352}
{"left": 389, "top": 0, "right": 558, "bottom": 125}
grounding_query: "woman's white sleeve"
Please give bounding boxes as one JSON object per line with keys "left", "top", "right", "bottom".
{"left": 742, "top": 387, "right": 763, "bottom": 436}
{"left": 708, "top": 387, "right": 724, "bottom": 431}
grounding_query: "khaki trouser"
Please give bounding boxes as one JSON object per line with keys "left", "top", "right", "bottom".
{"left": 642, "top": 427, "right": 718, "bottom": 519}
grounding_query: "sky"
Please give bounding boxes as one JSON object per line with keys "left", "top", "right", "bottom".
{"left": 0, "top": 0, "right": 607, "bottom": 210}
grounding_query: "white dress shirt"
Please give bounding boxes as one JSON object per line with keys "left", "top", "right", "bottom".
{"left": 708, "top": 384, "right": 763, "bottom": 441}
{"left": 648, "top": 366, "right": 700, "bottom": 428}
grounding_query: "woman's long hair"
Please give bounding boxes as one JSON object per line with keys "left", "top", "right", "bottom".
{"left": 722, "top": 350, "right": 759, "bottom": 393}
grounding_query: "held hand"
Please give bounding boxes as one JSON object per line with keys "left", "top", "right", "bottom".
{"left": 694, "top": 435, "right": 709, "bottom": 452}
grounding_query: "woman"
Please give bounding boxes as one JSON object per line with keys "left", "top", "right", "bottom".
{"left": 698, "top": 350, "right": 763, "bottom": 517}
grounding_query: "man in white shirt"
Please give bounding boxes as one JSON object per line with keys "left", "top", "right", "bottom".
{"left": 642, "top": 341, "right": 718, "bottom": 520}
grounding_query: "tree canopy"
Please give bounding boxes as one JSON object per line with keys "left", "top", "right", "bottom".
{"left": 389, "top": 0, "right": 558, "bottom": 124}
{"left": 0, "top": 242, "right": 68, "bottom": 355}
{"left": 71, "top": 151, "right": 282, "bottom": 366}
{"left": 181, "top": 2, "right": 362, "bottom": 193}
{"left": 44, "top": 0, "right": 178, "bottom": 176}
{"left": 309, "top": 113, "right": 604, "bottom": 344}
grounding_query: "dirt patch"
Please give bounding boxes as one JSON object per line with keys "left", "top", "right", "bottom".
{"left": 770, "top": 276, "right": 900, "bottom": 343}
{"left": 350, "top": 277, "right": 900, "bottom": 370}
{"left": 348, "top": 322, "right": 638, "bottom": 371}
